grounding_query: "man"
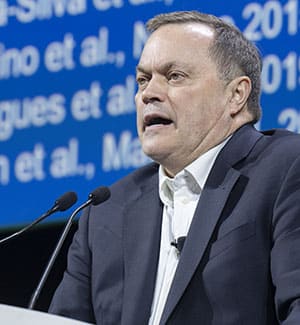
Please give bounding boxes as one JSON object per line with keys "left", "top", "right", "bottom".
{"left": 49, "top": 11, "right": 300, "bottom": 324}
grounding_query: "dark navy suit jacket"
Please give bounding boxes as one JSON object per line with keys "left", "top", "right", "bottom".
{"left": 49, "top": 124, "right": 300, "bottom": 324}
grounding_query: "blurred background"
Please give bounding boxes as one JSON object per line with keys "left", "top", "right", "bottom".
{"left": 0, "top": 0, "right": 299, "bottom": 312}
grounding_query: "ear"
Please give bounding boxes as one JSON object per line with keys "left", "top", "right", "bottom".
{"left": 227, "top": 76, "right": 252, "bottom": 116}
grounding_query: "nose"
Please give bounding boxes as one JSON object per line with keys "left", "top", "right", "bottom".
{"left": 141, "top": 76, "right": 166, "bottom": 104}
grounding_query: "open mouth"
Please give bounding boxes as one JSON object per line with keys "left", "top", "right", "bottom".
{"left": 146, "top": 117, "right": 172, "bottom": 127}
{"left": 144, "top": 115, "right": 173, "bottom": 130}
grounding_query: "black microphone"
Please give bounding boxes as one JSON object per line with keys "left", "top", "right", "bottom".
{"left": 171, "top": 236, "right": 186, "bottom": 254}
{"left": 28, "top": 186, "right": 111, "bottom": 310}
{"left": 0, "top": 191, "right": 78, "bottom": 245}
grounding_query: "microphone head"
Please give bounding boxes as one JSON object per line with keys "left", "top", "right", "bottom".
{"left": 55, "top": 191, "right": 78, "bottom": 211}
{"left": 88, "top": 186, "right": 111, "bottom": 206}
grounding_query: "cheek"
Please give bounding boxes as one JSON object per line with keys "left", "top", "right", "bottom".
{"left": 136, "top": 114, "right": 143, "bottom": 137}
{"left": 135, "top": 98, "right": 143, "bottom": 130}
{"left": 176, "top": 101, "right": 215, "bottom": 140}
{"left": 176, "top": 97, "right": 205, "bottom": 127}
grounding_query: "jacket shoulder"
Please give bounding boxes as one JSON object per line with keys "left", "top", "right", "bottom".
{"left": 108, "top": 162, "right": 159, "bottom": 202}
{"left": 260, "top": 128, "right": 300, "bottom": 155}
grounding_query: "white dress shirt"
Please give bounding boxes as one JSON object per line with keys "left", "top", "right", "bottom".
{"left": 148, "top": 139, "right": 229, "bottom": 325}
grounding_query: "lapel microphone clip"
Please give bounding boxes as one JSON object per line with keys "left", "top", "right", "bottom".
{"left": 171, "top": 236, "right": 186, "bottom": 254}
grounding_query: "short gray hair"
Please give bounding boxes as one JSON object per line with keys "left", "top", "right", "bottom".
{"left": 146, "top": 11, "right": 262, "bottom": 122}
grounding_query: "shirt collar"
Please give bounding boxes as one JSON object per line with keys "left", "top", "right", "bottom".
{"left": 159, "top": 137, "right": 230, "bottom": 206}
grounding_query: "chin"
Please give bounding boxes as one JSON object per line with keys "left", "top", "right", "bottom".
{"left": 142, "top": 137, "right": 174, "bottom": 161}
{"left": 142, "top": 146, "right": 163, "bottom": 162}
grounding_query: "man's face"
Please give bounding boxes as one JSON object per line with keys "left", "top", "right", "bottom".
{"left": 135, "top": 23, "right": 235, "bottom": 176}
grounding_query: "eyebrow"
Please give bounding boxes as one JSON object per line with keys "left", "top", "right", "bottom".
{"left": 136, "top": 61, "right": 192, "bottom": 75}
{"left": 135, "top": 65, "right": 148, "bottom": 74}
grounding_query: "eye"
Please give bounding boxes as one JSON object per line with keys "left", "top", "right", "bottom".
{"left": 136, "top": 75, "right": 150, "bottom": 89}
{"left": 167, "top": 71, "right": 185, "bottom": 82}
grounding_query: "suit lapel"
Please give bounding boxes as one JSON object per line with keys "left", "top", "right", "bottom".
{"left": 160, "top": 167, "right": 241, "bottom": 324}
{"left": 160, "top": 125, "right": 263, "bottom": 324}
{"left": 121, "top": 169, "right": 163, "bottom": 325}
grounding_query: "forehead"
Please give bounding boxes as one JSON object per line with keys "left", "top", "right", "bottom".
{"left": 138, "top": 22, "right": 215, "bottom": 69}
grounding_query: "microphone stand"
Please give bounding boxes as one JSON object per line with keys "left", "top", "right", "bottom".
{"left": 0, "top": 192, "right": 77, "bottom": 245}
{"left": 28, "top": 199, "right": 91, "bottom": 310}
{"left": 28, "top": 186, "right": 110, "bottom": 310}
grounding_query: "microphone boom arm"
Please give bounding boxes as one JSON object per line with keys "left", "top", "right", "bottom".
{"left": 0, "top": 191, "right": 77, "bottom": 245}
{"left": 28, "top": 186, "right": 111, "bottom": 310}
{"left": 28, "top": 199, "right": 91, "bottom": 310}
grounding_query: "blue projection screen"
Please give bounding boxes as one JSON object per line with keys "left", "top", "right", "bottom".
{"left": 0, "top": 0, "right": 299, "bottom": 227}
